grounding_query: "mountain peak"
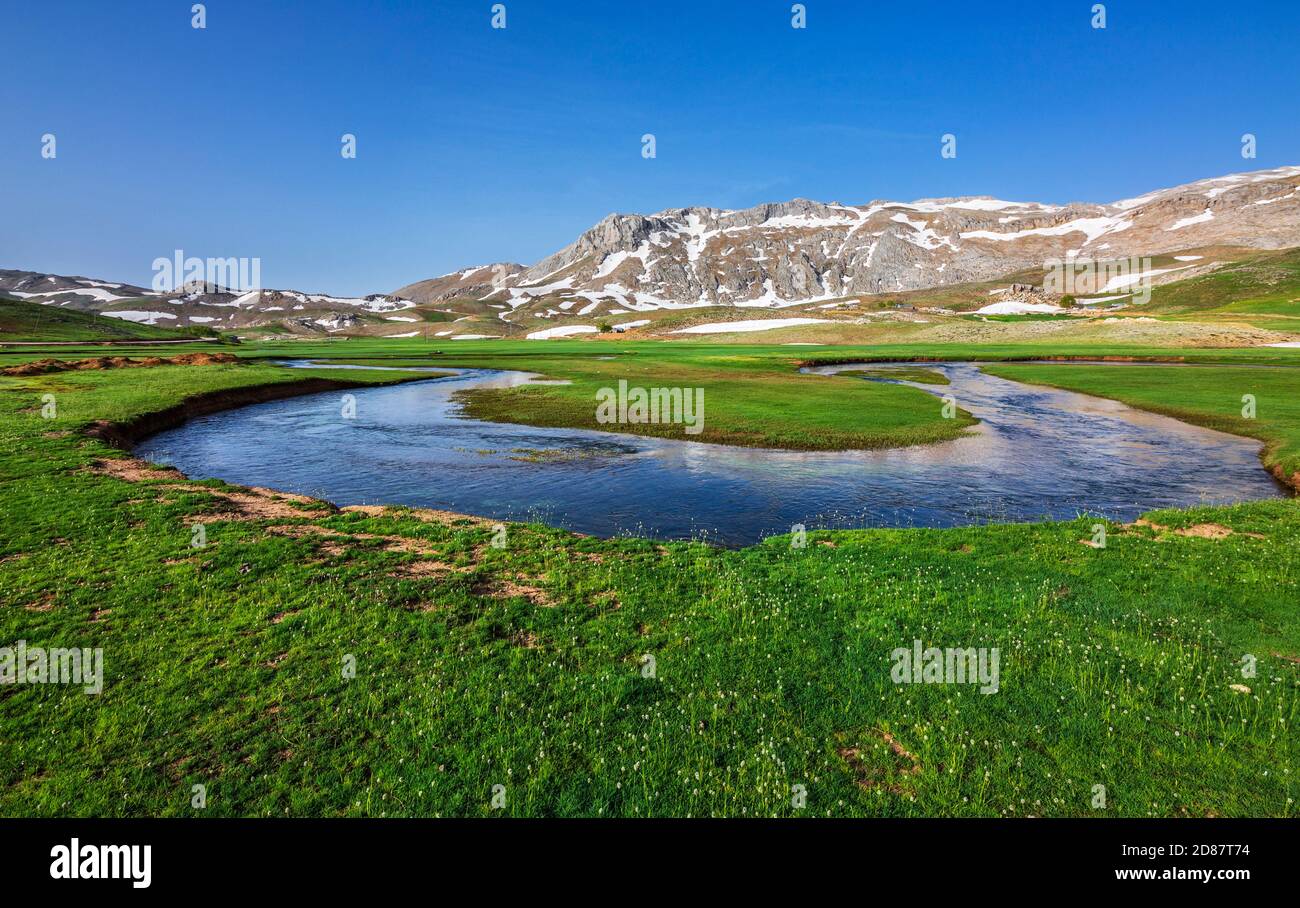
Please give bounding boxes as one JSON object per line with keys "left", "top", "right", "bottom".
{"left": 454, "top": 164, "right": 1300, "bottom": 312}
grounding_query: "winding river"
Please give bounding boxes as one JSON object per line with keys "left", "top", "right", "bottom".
{"left": 133, "top": 361, "right": 1286, "bottom": 545}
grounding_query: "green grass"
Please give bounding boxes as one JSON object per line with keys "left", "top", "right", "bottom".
{"left": 836, "top": 366, "right": 951, "bottom": 385}
{"left": 0, "top": 348, "right": 1297, "bottom": 817}
{"left": 1145, "top": 247, "right": 1300, "bottom": 319}
{"left": 0, "top": 296, "right": 187, "bottom": 343}
{"left": 239, "top": 334, "right": 1300, "bottom": 365}
{"left": 453, "top": 353, "right": 977, "bottom": 450}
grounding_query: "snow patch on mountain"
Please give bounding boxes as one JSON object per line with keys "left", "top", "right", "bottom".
{"left": 1167, "top": 209, "right": 1215, "bottom": 230}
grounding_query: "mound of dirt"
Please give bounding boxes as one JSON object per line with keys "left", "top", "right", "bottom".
{"left": 171, "top": 353, "right": 238, "bottom": 366}
{"left": 1, "top": 352, "right": 238, "bottom": 376}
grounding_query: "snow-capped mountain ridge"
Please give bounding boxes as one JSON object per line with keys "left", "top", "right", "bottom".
{"left": 439, "top": 164, "right": 1300, "bottom": 311}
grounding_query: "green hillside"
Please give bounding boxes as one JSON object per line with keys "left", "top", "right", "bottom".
{"left": 1145, "top": 247, "right": 1300, "bottom": 322}
{"left": 0, "top": 296, "right": 186, "bottom": 342}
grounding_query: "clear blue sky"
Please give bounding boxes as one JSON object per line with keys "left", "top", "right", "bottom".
{"left": 2, "top": 0, "right": 1297, "bottom": 295}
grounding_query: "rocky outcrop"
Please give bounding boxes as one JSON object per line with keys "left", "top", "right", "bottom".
{"left": 393, "top": 264, "right": 525, "bottom": 304}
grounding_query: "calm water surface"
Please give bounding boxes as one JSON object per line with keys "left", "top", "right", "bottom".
{"left": 133, "top": 361, "right": 1286, "bottom": 545}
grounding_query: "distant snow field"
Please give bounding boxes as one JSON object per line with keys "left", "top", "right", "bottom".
{"left": 526, "top": 325, "right": 599, "bottom": 340}
{"left": 1100, "top": 265, "right": 1194, "bottom": 293}
{"left": 672, "top": 318, "right": 832, "bottom": 334}
{"left": 106, "top": 311, "right": 178, "bottom": 324}
{"left": 1074, "top": 294, "right": 1130, "bottom": 305}
{"left": 12, "top": 287, "right": 138, "bottom": 303}
{"left": 974, "top": 302, "right": 1062, "bottom": 316}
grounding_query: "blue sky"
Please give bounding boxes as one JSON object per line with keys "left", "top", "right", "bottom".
{"left": 2, "top": 0, "right": 1297, "bottom": 295}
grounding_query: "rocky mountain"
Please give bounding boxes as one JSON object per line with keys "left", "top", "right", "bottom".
{"left": 461, "top": 164, "right": 1300, "bottom": 313}
{"left": 0, "top": 272, "right": 157, "bottom": 308}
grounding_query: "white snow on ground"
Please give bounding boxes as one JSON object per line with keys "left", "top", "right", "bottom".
{"left": 672, "top": 318, "right": 832, "bottom": 334}
{"left": 508, "top": 273, "right": 849, "bottom": 313}
{"left": 961, "top": 215, "right": 1131, "bottom": 246}
{"left": 1204, "top": 181, "right": 1244, "bottom": 199}
{"left": 307, "top": 292, "right": 414, "bottom": 313}
{"left": 1074, "top": 294, "right": 1130, "bottom": 305}
{"left": 385, "top": 316, "right": 418, "bottom": 322}
{"left": 1254, "top": 190, "right": 1298, "bottom": 205}
{"left": 1113, "top": 191, "right": 1161, "bottom": 211}
{"left": 216, "top": 290, "right": 415, "bottom": 312}
{"left": 526, "top": 325, "right": 599, "bottom": 340}
{"left": 12, "top": 287, "right": 138, "bottom": 303}
{"left": 227, "top": 291, "right": 262, "bottom": 307}
{"left": 890, "top": 212, "right": 929, "bottom": 231}
{"left": 593, "top": 243, "right": 652, "bottom": 279}
{"left": 1265, "top": 341, "right": 1300, "bottom": 348}
{"left": 435, "top": 331, "right": 453, "bottom": 336}
{"left": 188, "top": 316, "right": 217, "bottom": 323}
{"left": 1100, "top": 264, "right": 1194, "bottom": 292}
{"left": 1167, "top": 209, "right": 1214, "bottom": 230}
{"left": 105, "top": 310, "right": 178, "bottom": 324}
{"left": 452, "top": 265, "right": 492, "bottom": 279}
{"left": 890, "top": 213, "right": 958, "bottom": 250}
{"left": 613, "top": 319, "right": 651, "bottom": 331}
{"left": 428, "top": 265, "right": 494, "bottom": 281}
{"left": 1173, "top": 255, "right": 1203, "bottom": 261}
{"left": 896, "top": 198, "right": 1059, "bottom": 214}
{"left": 385, "top": 331, "right": 420, "bottom": 338}
{"left": 450, "top": 334, "right": 500, "bottom": 340}
{"left": 728, "top": 279, "right": 847, "bottom": 309}
{"left": 942, "top": 198, "right": 1043, "bottom": 212}
{"left": 974, "top": 301, "right": 1063, "bottom": 315}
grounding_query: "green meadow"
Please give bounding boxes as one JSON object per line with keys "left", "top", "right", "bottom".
{"left": 0, "top": 340, "right": 1297, "bottom": 817}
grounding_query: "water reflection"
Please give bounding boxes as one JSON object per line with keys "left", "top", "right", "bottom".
{"left": 134, "top": 362, "right": 1285, "bottom": 545}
